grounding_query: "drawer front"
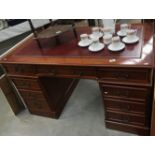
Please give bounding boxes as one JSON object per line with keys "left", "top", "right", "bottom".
{"left": 3, "top": 64, "right": 36, "bottom": 75}
{"left": 97, "top": 68, "right": 151, "bottom": 85}
{"left": 19, "top": 90, "right": 51, "bottom": 112}
{"left": 4, "top": 64, "right": 96, "bottom": 78}
{"left": 106, "top": 111, "right": 146, "bottom": 126}
{"left": 11, "top": 78, "right": 41, "bottom": 90}
{"left": 101, "top": 84, "right": 149, "bottom": 102}
{"left": 36, "top": 66, "right": 96, "bottom": 78}
{"left": 104, "top": 98, "right": 146, "bottom": 114}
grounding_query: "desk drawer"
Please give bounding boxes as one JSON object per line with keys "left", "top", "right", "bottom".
{"left": 3, "top": 64, "right": 36, "bottom": 75}
{"left": 37, "top": 66, "right": 96, "bottom": 78}
{"left": 104, "top": 98, "right": 146, "bottom": 114}
{"left": 97, "top": 68, "right": 151, "bottom": 85}
{"left": 56, "top": 67, "right": 96, "bottom": 78}
{"left": 11, "top": 77, "right": 41, "bottom": 90}
{"left": 106, "top": 110, "right": 146, "bottom": 126}
{"left": 101, "top": 84, "right": 149, "bottom": 102}
{"left": 19, "top": 89, "right": 51, "bottom": 112}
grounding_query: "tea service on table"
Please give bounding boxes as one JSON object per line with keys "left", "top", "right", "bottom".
{"left": 117, "top": 23, "right": 129, "bottom": 37}
{"left": 78, "top": 34, "right": 92, "bottom": 47}
{"left": 78, "top": 23, "right": 140, "bottom": 52}
{"left": 89, "top": 27, "right": 103, "bottom": 39}
{"left": 108, "top": 36, "right": 125, "bottom": 52}
{"left": 88, "top": 38, "right": 104, "bottom": 52}
{"left": 122, "top": 29, "right": 139, "bottom": 44}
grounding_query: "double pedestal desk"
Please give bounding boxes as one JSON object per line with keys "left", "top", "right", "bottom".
{"left": 0, "top": 23, "right": 154, "bottom": 135}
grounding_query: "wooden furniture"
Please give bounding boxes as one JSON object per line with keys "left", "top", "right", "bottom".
{"left": 0, "top": 74, "right": 25, "bottom": 114}
{"left": 0, "top": 23, "right": 154, "bottom": 135}
{"left": 150, "top": 20, "right": 155, "bottom": 135}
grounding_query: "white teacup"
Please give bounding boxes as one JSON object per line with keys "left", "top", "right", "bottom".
{"left": 103, "top": 34, "right": 112, "bottom": 45}
{"left": 80, "top": 34, "right": 89, "bottom": 43}
{"left": 92, "top": 27, "right": 100, "bottom": 36}
{"left": 91, "top": 38, "right": 100, "bottom": 49}
{"left": 126, "top": 29, "right": 137, "bottom": 40}
{"left": 120, "top": 23, "right": 129, "bottom": 34}
{"left": 112, "top": 36, "right": 121, "bottom": 47}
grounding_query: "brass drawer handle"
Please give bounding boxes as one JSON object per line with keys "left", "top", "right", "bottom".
{"left": 104, "top": 91, "right": 108, "bottom": 95}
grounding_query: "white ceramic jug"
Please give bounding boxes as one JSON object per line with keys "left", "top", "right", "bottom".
{"left": 101, "top": 19, "right": 117, "bottom": 33}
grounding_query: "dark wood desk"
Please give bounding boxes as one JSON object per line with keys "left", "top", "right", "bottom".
{"left": 0, "top": 23, "right": 154, "bottom": 135}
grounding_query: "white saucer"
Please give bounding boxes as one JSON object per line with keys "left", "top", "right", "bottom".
{"left": 117, "top": 30, "right": 127, "bottom": 37}
{"left": 122, "top": 36, "right": 139, "bottom": 44}
{"left": 108, "top": 42, "right": 125, "bottom": 52}
{"left": 88, "top": 43, "right": 104, "bottom": 52}
{"left": 89, "top": 32, "right": 103, "bottom": 39}
{"left": 78, "top": 39, "right": 92, "bottom": 47}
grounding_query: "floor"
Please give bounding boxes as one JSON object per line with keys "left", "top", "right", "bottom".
{"left": 0, "top": 19, "right": 138, "bottom": 136}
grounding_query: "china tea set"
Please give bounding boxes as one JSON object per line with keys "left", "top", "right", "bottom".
{"left": 78, "top": 23, "right": 140, "bottom": 52}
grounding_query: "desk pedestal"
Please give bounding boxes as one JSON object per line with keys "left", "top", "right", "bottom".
{"left": 3, "top": 64, "right": 153, "bottom": 135}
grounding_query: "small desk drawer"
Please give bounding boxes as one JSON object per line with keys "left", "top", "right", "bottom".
{"left": 37, "top": 66, "right": 80, "bottom": 77}
{"left": 97, "top": 68, "right": 151, "bottom": 85}
{"left": 104, "top": 98, "right": 146, "bottom": 114}
{"left": 19, "top": 89, "right": 51, "bottom": 112}
{"left": 11, "top": 78, "right": 41, "bottom": 90}
{"left": 101, "top": 84, "right": 149, "bottom": 102}
{"left": 56, "top": 67, "right": 96, "bottom": 78}
{"left": 4, "top": 64, "right": 36, "bottom": 75}
{"left": 36, "top": 66, "right": 96, "bottom": 78}
{"left": 106, "top": 110, "right": 146, "bottom": 126}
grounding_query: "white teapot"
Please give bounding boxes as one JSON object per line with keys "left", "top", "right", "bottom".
{"left": 101, "top": 19, "right": 117, "bottom": 34}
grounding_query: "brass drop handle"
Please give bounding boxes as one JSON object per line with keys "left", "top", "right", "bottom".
{"left": 104, "top": 91, "right": 108, "bottom": 95}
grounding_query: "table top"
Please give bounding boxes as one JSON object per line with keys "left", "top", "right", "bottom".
{"left": 0, "top": 23, "right": 154, "bottom": 68}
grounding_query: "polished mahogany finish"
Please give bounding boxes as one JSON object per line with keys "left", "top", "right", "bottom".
{"left": 0, "top": 23, "right": 154, "bottom": 135}
{"left": 0, "top": 24, "right": 154, "bottom": 67}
